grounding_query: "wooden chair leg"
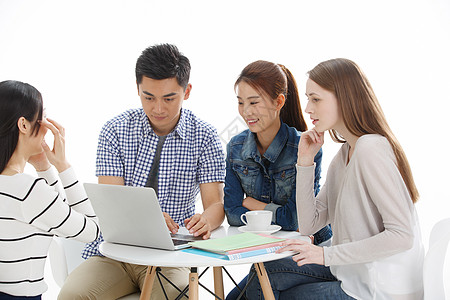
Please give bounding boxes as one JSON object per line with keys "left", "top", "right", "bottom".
{"left": 140, "top": 266, "right": 157, "bottom": 300}
{"left": 213, "top": 266, "right": 225, "bottom": 299}
{"left": 189, "top": 267, "right": 199, "bottom": 300}
{"left": 254, "top": 262, "right": 275, "bottom": 300}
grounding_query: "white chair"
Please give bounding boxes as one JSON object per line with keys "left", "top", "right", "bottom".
{"left": 48, "top": 237, "right": 140, "bottom": 299}
{"left": 423, "top": 217, "right": 450, "bottom": 300}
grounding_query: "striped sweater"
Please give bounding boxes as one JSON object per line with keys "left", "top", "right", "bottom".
{"left": 0, "top": 167, "right": 99, "bottom": 297}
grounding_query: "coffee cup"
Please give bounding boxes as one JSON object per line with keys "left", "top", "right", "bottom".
{"left": 240, "top": 210, "right": 272, "bottom": 231}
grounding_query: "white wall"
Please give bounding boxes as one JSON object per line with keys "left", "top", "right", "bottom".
{"left": 1, "top": 0, "right": 449, "bottom": 297}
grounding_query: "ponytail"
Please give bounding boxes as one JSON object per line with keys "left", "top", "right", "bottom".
{"left": 278, "top": 65, "right": 308, "bottom": 132}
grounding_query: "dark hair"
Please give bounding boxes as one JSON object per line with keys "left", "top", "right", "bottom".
{"left": 234, "top": 60, "right": 307, "bottom": 132}
{"left": 135, "top": 43, "right": 191, "bottom": 90}
{"left": 308, "top": 58, "right": 419, "bottom": 203}
{"left": 0, "top": 80, "right": 43, "bottom": 173}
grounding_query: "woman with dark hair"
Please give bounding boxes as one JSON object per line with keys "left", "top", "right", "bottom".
{"left": 0, "top": 80, "right": 100, "bottom": 300}
{"left": 224, "top": 61, "right": 332, "bottom": 299}
{"left": 246, "top": 59, "right": 424, "bottom": 299}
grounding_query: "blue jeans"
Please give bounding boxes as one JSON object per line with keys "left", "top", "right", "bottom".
{"left": 227, "top": 258, "right": 354, "bottom": 300}
{"left": 0, "top": 293, "right": 41, "bottom": 300}
{"left": 227, "top": 226, "right": 333, "bottom": 300}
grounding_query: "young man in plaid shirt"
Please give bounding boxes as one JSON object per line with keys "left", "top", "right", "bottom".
{"left": 59, "top": 44, "right": 226, "bottom": 299}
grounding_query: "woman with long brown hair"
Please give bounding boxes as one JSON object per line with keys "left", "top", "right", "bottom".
{"left": 246, "top": 59, "right": 424, "bottom": 299}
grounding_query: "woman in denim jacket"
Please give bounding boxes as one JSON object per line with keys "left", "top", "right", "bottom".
{"left": 224, "top": 61, "right": 332, "bottom": 300}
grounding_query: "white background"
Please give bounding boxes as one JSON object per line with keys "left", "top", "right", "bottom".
{"left": 1, "top": 0, "right": 449, "bottom": 298}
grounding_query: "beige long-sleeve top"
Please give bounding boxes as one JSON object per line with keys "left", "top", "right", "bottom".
{"left": 297, "top": 134, "right": 423, "bottom": 300}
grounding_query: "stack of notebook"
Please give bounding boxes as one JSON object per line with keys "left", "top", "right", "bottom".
{"left": 183, "top": 232, "right": 286, "bottom": 260}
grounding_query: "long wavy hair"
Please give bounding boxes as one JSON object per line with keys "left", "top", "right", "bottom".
{"left": 308, "top": 58, "right": 419, "bottom": 203}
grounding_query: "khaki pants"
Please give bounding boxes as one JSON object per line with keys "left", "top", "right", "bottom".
{"left": 58, "top": 256, "right": 189, "bottom": 300}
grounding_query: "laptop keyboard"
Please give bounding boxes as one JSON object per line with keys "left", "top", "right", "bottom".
{"left": 172, "top": 239, "right": 190, "bottom": 246}
{"left": 170, "top": 233, "right": 203, "bottom": 246}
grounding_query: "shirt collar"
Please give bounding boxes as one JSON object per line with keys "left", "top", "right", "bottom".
{"left": 140, "top": 109, "right": 152, "bottom": 136}
{"left": 174, "top": 108, "right": 187, "bottom": 139}
{"left": 140, "top": 108, "right": 187, "bottom": 139}
{"left": 241, "top": 122, "right": 289, "bottom": 163}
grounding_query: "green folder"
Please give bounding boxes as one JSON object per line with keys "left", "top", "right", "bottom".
{"left": 188, "top": 232, "right": 285, "bottom": 254}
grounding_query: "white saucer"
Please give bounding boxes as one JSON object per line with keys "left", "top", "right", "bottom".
{"left": 238, "top": 224, "right": 282, "bottom": 234}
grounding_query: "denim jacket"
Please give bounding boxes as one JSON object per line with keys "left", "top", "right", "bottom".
{"left": 224, "top": 123, "right": 332, "bottom": 243}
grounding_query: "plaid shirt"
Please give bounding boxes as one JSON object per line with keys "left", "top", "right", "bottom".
{"left": 82, "top": 108, "right": 225, "bottom": 258}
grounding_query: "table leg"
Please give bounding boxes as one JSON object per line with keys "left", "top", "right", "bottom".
{"left": 189, "top": 267, "right": 199, "bottom": 300}
{"left": 213, "top": 266, "right": 225, "bottom": 299}
{"left": 140, "top": 266, "right": 157, "bottom": 300}
{"left": 254, "top": 262, "right": 275, "bottom": 300}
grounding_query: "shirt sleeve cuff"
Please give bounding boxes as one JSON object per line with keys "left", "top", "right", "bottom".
{"left": 296, "top": 163, "right": 316, "bottom": 173}
{"left": 264, "top": 202, "right": 281, "bottom": 222}
{"left": 323, "top": 246, "right": 333, "bottom": 266}
{"left": 36, "top": 166, "right": 59, "bottom": 184}
{"left": 96, "top": 167, "right": 124, "bottom": 178}
{"left": 296, "top": 164, "right": 316, "bottom": 190}
{"left": 57, "top": 166, "right": 77, "bottom": 185}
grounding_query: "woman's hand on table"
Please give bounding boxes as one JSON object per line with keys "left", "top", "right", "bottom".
{"left": 276, "top": 239, "right": 325, "bottom": 266}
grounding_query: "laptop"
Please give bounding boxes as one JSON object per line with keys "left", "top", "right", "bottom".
{"left": 84, "top": 183, "right": 201, "bottom": 250}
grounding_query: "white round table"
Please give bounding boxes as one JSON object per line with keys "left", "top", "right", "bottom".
{"left": 100, "top": 226, "right": 308, "bottom": 299}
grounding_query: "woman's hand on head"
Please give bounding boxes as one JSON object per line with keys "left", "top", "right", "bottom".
{"left": 297, "top": 129, "right": 324, "bottom": 166}
{"left": 41, "top": 118, "right": 70, "bottom": 172}
{"left": 276, "top": 239, "right": 325, "bottom": 266}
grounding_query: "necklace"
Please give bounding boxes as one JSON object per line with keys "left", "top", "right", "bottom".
{"left": 4, "top": 166, "right": 22, "bottom": 174}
